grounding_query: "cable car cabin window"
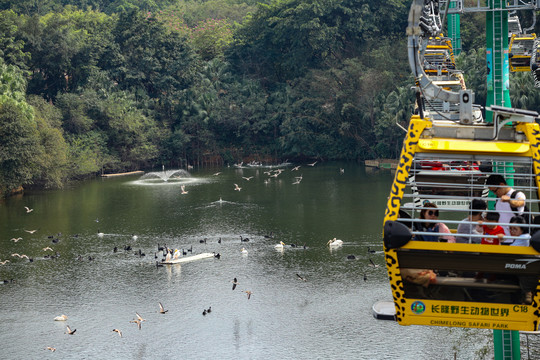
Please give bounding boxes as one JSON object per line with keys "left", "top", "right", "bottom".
{"left": 396, "top": 155, "right": 539, "bottom": 306}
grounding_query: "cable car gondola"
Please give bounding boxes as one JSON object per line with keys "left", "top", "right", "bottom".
{"left": 509, "top": 33, "right": 536, "bottom": 72}
{"left": 384, "top": 0, "right": 540, "bottom": 332}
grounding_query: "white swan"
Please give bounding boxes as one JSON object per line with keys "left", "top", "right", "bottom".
{"left": 54, "top": 314, "right": 68, "bottom": 321}
{"left": 327, "top": 238, "right": 343, "bottom": 247}
{"left": 241, "top": 247, "right": 248, "bottom": 255}
{"left": 97, "top": 230, "right": 104, "bottom": 237}
{"left": 274, "top": 241, "right": 285, "bottom": 249}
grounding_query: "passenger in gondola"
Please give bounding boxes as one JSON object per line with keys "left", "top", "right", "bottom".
{"left": 479, "top": 211, "right": 505, "bottom": 245}
{"left": 416, "top": 203, "right": 455, "bottom": 242}
{"left": 456, "top": 199, "right": 487, "bottom": 244}
{"left": 486, "top": 174, "right": 527, "bottom": 235}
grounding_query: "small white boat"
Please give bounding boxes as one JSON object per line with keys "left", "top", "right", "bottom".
{"left": 162, "top": 252, "right": 214, "bottom": 264}
{"left": 372, "top": 300, "right": 396, "bottom": 321}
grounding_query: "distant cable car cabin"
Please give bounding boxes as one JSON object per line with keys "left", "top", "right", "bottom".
{"left": 509, "top": 33, "right": 537, "bottom": 72}
{"left": 423, "top": 36, "right": 456, "bottom": 76}
{"left": 383, "top": 108, "right": 540, "bottom": 331}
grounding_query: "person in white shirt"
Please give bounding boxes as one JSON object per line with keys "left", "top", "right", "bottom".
{"left": 486, "top": 174, "right": 526, "bottom": 235}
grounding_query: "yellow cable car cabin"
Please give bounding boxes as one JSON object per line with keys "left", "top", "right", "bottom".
{"left": 423, "top": 36, "right": 456, "bottom": 76}
{"left": 382, "top": 110, "right": 540, "bottom": 331}
{"left": 509, "top": 33, "right": 537, "bottom": 72}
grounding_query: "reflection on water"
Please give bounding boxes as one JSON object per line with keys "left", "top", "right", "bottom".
{"left": 0, "top": 163, "right": 524, "bottom": 359}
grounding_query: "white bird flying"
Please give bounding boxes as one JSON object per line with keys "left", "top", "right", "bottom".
{"left": 234, "top": 184, "right": 242, "bottom": 191}
{"left": 24, "top": 206, "right": 33, "bottom": 213}
{"left": 181, "top": 185, "right": 188, "bottom": 195}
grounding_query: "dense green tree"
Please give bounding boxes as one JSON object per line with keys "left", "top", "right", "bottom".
{"left": 0, "top": 10, "right": 30, "bottom": 69}
{"left": 111, "top": 9, "right": 197, "bottom": 96}
{"left": 229, "top": 0, "right": 408, "bottom": 82}
{"left": 27, "top": 95, "right": 69, "bottom": 188}
{"left": 0, "top": 59, "right": 39, "bottom": 194}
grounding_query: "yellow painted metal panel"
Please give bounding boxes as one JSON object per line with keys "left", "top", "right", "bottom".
{"left": 397, "top": 298, "right": 536, "bottom": 331}
{"left": 417, "top": 139, "right": 530, "bottom": 154}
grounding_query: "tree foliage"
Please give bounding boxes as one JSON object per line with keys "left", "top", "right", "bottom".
{"left": 3, "top": 0, "right": 537, "bottom": 196}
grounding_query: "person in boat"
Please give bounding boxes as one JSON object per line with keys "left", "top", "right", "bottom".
{"left": 456, "top": 199, "right": 487, "bottom": 244}
{"left": 486, "top": 174, "right": 527, "bottom": 235}
{"left": 503, "top": 216, "right": 536, "bottom": 304}
{"left": 415, "top": 203, "right": 455, "bottom": 242}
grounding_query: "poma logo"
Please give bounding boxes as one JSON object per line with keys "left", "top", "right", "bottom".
{"left": 505, "top": 258, "right": 540, "bottom": 270}
{"left": 505, "top": 263, "right": 526, "bottom": 269}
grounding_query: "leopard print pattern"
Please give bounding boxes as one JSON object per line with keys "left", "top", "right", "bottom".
{"left": 518, "top": 122, "right": 540, "bottom": 330}
{"left": 383, "top": 117, "right": 429, "bottom": 322}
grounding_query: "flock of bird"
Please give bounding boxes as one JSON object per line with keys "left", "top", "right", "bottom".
{"left": 178, "top": 160, "right": 344, "bottom": 196}
{"left": 2, "top": 161, "right": 382, "bottom": 354}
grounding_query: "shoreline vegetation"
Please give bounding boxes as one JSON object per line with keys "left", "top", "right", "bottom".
{"left": 1, "top": 1, "right": 536, "bottom": 198}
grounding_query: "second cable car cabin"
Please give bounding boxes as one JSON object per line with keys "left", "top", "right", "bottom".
{"left": 509, "top": 33, "right": 536, "bottom": 72}
{"left": 382, "top": 109, "right": 540, "bottom": 331}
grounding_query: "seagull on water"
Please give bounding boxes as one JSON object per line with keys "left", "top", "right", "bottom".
{"left": 369, "top": 258, "right": 379, "bottom": 268}
{"left": 159, "top": 302, "right": 168, "bottom": 314}
{"left": 181, "top": 185, "right": 188, "bottom": 195}
{"left": 24, "top": 206, "right": 33, "bottom": 213}
{"left": 234, "top": 183, "right": 242, "bottom": 191}
{"left": 65, "top": 325, "right": 76, "bottom": 335}
{"left": 112, "top": 329, "right": 123, "bottom": 337}
{"left": 10, "top": 237, "right": 22, "bottom": 243}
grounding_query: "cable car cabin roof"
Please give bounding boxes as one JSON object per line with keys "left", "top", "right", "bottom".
{"left": 382, "top": 117, "right": 540, "bottom": 331}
